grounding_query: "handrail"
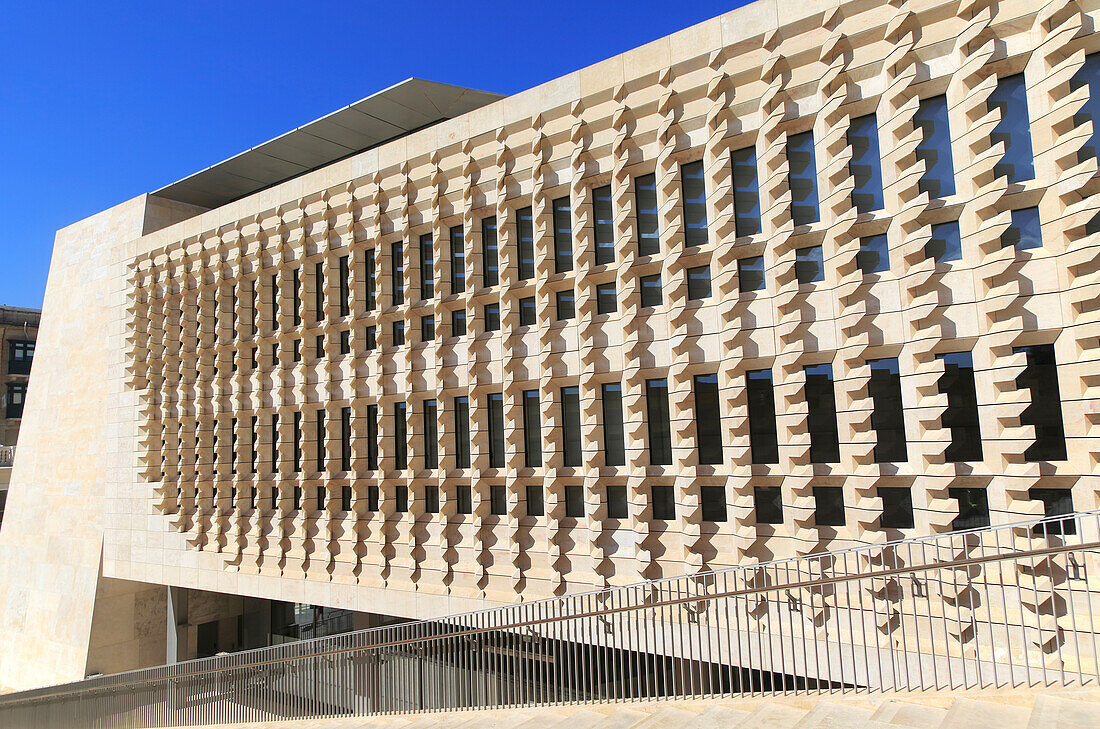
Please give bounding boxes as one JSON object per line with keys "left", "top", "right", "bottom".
{"left": 0, "top": 510, "right": 1096, "bottom": 728}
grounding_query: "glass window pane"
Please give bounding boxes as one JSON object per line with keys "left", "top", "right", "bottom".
{"left": 738, "top": 256, "right": 765, "bottom": 292}
{"left": 795, "top": 246, "right": 824, "bottom": 284}
{"left": 593, "top": 185, "right": 615, "bottom": 265}
{"left": 636, "top": 174, "right": 660, "bottom": 256}
{"left": 915, "top": 95, "right": 956, "bottom": 198}
{"left": 989, "top": 74, "right": 1035, "bottom": 183}
{"left": 1001, "top": 207, "right": 1042, "bottom": 251}
{"left": 926, "top": 221, "right": 962, "bottom": 263}
{"left": 517, "top": 207, "right": 534, "bottom": 280}
{"left": 640, "top": 274, "right": 663, "bottom": 307}
{"left": 553, "top": 196, "right": 573, "bottom": 273}
{"left": 687, "top": 265, "right": 712, "bottom": 300}
{"left": 848, "top": 114, "right": 885, "bottom": 213}
{"left": 482, "top": 217, "right": 499, "bottom": 287}
{"left": 731, "top": 146, "right": 761, "bottom": 237}
{"left": 596, "top": 283, "right": 617, "bottom": 315}
{"left": 681, "top": 160, "right": 709, "bottom": 246}
{"left": 858, "top": 234, "right": 890, "bottom": 274}
{"left": 787, "top": 131, "right": 820, "bottom": 225}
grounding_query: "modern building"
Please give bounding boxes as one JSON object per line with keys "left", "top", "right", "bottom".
{"left": 0, "top": 0, "right": 1098, "bottom": 699}
{"left": 0, "top": 305, "right": 39, "bottom": 522}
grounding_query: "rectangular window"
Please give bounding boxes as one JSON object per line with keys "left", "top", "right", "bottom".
{"left": 490, "top": 485, "right": 507, "bottom": 515}
{"left": 292, "top": 268, "right": 302, "bottom": 326}
{"left": 420, "top": 234, "right": 434, "bottom": 300}
{"left": 645, "top": 378, "right": 673, "bottom": 465}
{"left": 315, "top": 410, "right": 326, "bottom": 471}
{"left": 454, "top": 396, "right": 471, "bottom": 469}
{"left": 517, "top": 206, "right": 535, "bottom": 280}
{"left": 522, "top": 389, "right": 541, "bottom": 467}
{"left": 949, "top": 487, "right": 990, "bottom": 531}
{"left": 519, "top": 296, "right": 536, "bottom": 326}
{"left": 636, "top": 173, "right": 660, "bottom": 256}
{"left": 938, "top": 352, "right": 983, "bottom": 462}
{"left": 394, "top": 485, "right": 408, "bottom": 513}
{"left": 813, "top": 486, "right": 845, "bottom": 526}
{"left": 340, "top": 486, "right": 352, "bottom": 512}
{"left": 456, "top": 484, "right": 473, "bottom": 515}
{"left": 738, "top": 256, "right": 765, "bottom": 293}
{"left": 315, "top": 262, "right": 324, "bottom": 320}
{"left": 915, "top": 95, "right": 956, "bottom": 198}
{"left": 484, "top": 303, "right": 500, "bottom": 332}
{"left": 450, "top": 225, "right": 465, "bottom": 293}
{"left": 795, "top": 246, "right": 824, "bottom": 284}
{"left": 339, "top": 330, "right": 350, "bottom": 354}
{"left": 250, "top": 416, "right": 257, "bottom": 474}
{"left": 731, "top": 146, "right": 761, "bottom": 237}
{"left": 596, "top": 283, "right": 617, "bottom": 314}
{"left": 488, "top": 393, "right": 505, "bottom": 468}
{"left": 788, "top": 131, "right": 820, "bottom": 226}
{"left": 315, "top": 334, "right": 324, "bottom": 359}
{"left": 451, "top": 310, "right": 467, "bottom": 337}
{"left": 394, "top": 402, "right": 407, "bottom": 469}
{"left": 747, "top": 369, "right": 779, "bottom": 464}
{"left": 391, "top": 242, "right": 404, "bottom": 305}
{"left": 553, "top": 196, "right": 573, "bottom": 273}
{"left": 879, "top": 487, "right": 914, "bottom": 529}
{"left": 858, "top": 234, "right": 890, "bottom": 275}
{"left": 338, "top": 255, "right": 350, "bottom": 316}
{"left": 367, "top": 485, "right": 379, "bottom": 511}
{"left": 5, "top": 382, "right": 26, "bottom": 419}
{"left": 365, "top": 249, "right": 376, "bottom": 311}
{"left": 482, "top": 217, "right": 499, "bottom": 287}
{"left": 1014, "top": 344, "right": 1067, "bottom": 461}
{"left": 341, "top": 406, "right": 352, "bottom": 471}
{"left": 556, "top": 290, "right": 576, "bottom": 321}
{"left": 701, "top": 485, "right": 727, "bottom": 522}
{"left": 561, "top": 386, "right": 582, "bottom": 467}
{"left": 565, "top": 484, "right": 584, "bottom": 518}
{"left": 651, "top": 485, "right": 675, "bottom": 520}
{"left": 421, "top": 315, "right": 435, "bottom": 342}
{"left": 607, "top": 485, "right": 628, "bottom": 519}
{"left": 693, "top": 374, "right": 723, "bottom": 465}
{"left": 1001, "top": 207, "right": 1042, "bottom": 251}
{"left": 1029, "top": 488, "right": 1075, "bottom": 536}
{"left": 805, "top": 364, "right": 840, "bottom": 463}
{"left": 316, "top": 486, "right": 326, "bottom": 511}
{"left": 293, "top": 486, "right": 302, "bottom": 511}
{"left": 423, "top": 399, "right": 438, "bottom": 469}
{"left": 271, "top": 274, "right": 280, "bottom": 329}
{"left": 754, "top": 486, "right": 783, "bottom": 524}
{"left": 926, "top": 221, "right": 962, "bottom": 263}
{"left": 989, "top": 74, "right": 1035, "bottom": 183}
{"left": 601, "top": 383, "right": 626, "bottom": 467}
{"left": 293, "top": 411, "right": 302, "bottom": 473}
{"left": 686, "top": 265, "right": 711, "bottom": 300}
{"left": 869, "top": 358, "right": 908, "bottom": 463}
{"left": 366, "top": 404, "right": 378, "bottom": 470}
{"left": 271, "top": 413, "right": 279, "bottom": 474}
{"left": 640, "top": 274, "right": 663, "bottom": 308}
{"left": 392, "top": 321, "right": 405, "bottom": 346}
{"left": 593, "top": 185, "right": 615, "bottom": 264}
{"left": 365, "top": 325, "right": 377, "bottom": 350}
{"left": 526, "top": 485, "right": 544, "bottom": 517}
{"left": 1072, "top": 53, "right": 1100, "bottom": 163}
{"left": 848, "top": 114, "right": 885, "bottom": 213}
{"left": 681, "top": 160, "right": 709, "bottom": 247}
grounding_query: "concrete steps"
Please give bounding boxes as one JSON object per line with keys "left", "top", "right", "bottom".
{"left": 168, "top": 686, "right": 1100, "bottom": 729}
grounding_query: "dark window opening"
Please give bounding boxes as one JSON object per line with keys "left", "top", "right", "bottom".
{"left": 795, "top": 246, "right": 824, "bottom": 284}
{"left": 989, "top": 73, "right": 1035, "bottom": 183}
{"left": 517, "top": 207, "right": 535, "bottom": 280}
{"left": 738, "top": 256, "right": 765, "bottom": 293}
{"left": 394, "top": 402, "right": 407, "bottom": 470}
{"left": 926, "top": 221, "right": 962, "bottom": 263}
{"left": 553, "top": 196, "right": 573, "bottom": 273}
{"left": 482, "top": 217, "right": 499, "bottom": 287}
{"left": 451, "top": 310, "right": 467, "bottom": 337}
{"left": 731, "top": 146, "right": 761, "bottom": 237}
{"left": 754, "top": 486, "right": 784, "bottom": 525}
{"left": 1001, "top": 207, "right": 1042, "bottom": 251}
{"left": 858, "top": 234, "right": 890, "bottom": 275}
{"left": 646, "top": 378, "right": 673, "bottom": 465}
{"left": 456, "top": 485, "right": 473, "bottom": 515}
{"left": 636, "top": 174, "right": 660, "bottom": 256}
{"left": 681, "top": 160, "right": 709, "bottom": 247}
{"left": 596, "top": 283, "right": 617, "bottom": 314}
{"left": 602, "top": 383, "right": 626, "bottom": 467}
{"left": 488, "top": 393, "right": 505, "bottom": 468}
{"left": 450, "top": 225, "right": 465, "bottom": 294}
{"left": 651, "top": 485, "right": 675, "bottom": 520}
{"left": 1014, "top": 344, "right": 1067, "bottom": 461}
{"left": 813, "top": 486, "right": 845, "bottom": 527}
{"left": 519, "top": 297, "right": 536, "bottom": 326}
{"left": 805, "top": 364, "right": 840, "bottom": 463}
{"left": 419, "top": 234, "right": 434, "bottom": 300}
{"left": 490, "top": 485, "right": 507, "bottom": 516}
{"left": 848, "top": 113, "right": 885, "bottom": 213}
{"left": 687, "top": 265, "right": 712, "bottom": 300}
{"left": 593, "top": 185, "right": 615, "bottom": 265}
{"left": 565, "top": 484, "right": 585, "bottom": 518}
{"left": 484, "top": 303, "right": 501, "bottom": 332}
{"left": 607, "top": 485, "right": 628, "bottom": 519}
{"left": 640, "top": 274, "right": 663, "bottom": 308}
{"left": 915, "top": 95, "right": 956, "bottom": 198}
{"left": 1029, "top": 488, "right": 1076, "bottom": 536}
{"left": 869, "top": 358, "right": 907, "bottom": 463}
{"left": 879, "top": 487, "right": 915, "bottom": 529}
{"left": 747, "top": 369, "right": 779, "bottom": 464}
{"left": 693, "top": 374, "right": 723, "bottom": 465}
{"left": 938, "top": 351, "right": 983, "bottom": 462}
{"left": 701, "top": 486, "right": 727, "bottom": 522}
{"left": 391, "top": 242, "right": 404, "bottom": 305}
{"left": 561, "top": 386, "right": 582, "bottom": 467}
{"left": 556, "top": 290, "right": 576, "bottom": 321}
{"left": 949, "top": 487, "right": 990, "bottom": 531}
{"left": 454, "top": 396, "right": 471, "bottom": 469}
{"left": 787, "top": 131, "right": 820, "bottom": 225}
{"left": 522, "top": 389, "right": 541, "bottom": 467}
{"left": 526, "top": 484, "right": 544, "bottom": 517}
{"left": 423, "top": 399, "right": 438, "bottom": 469}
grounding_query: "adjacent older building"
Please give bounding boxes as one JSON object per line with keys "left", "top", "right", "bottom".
{"left": 0, "top": 0, "right": 1098, "bottom": 695}
{"left": 0, "top": 305, "right": 39, "bottom": 522}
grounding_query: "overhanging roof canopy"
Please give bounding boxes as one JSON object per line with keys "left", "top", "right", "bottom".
{"left": 152, "top": 78, "right": 504, "bottom": 210}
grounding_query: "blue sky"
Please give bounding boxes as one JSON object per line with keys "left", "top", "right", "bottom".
{"left": 0, "top": 1, "right": 739, "bottom": 309}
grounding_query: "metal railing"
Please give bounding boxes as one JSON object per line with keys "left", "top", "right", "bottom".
{"left": 1, "top": 511, "right": 1098, "bottom": 728}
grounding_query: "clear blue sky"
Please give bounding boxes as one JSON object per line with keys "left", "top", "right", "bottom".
{"left": 0, "top": 1, "right": 741, "bottom": 309}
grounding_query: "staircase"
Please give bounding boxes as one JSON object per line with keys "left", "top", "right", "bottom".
{"left": 169, "top": 687, "right": 1100, "bottom": 729}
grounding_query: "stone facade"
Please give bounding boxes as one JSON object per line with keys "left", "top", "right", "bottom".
{"left": 1, "top": 0, "right": 1098, "bottom": 692}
